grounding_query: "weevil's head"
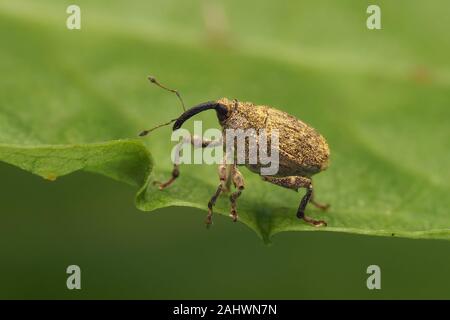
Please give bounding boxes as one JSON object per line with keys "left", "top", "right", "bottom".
{"left": 172, "top": 98, "right": 236, "bottom": 130}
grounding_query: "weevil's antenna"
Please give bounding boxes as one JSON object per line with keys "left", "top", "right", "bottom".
{"left": 139, "top": 75, "right": 187, "bottom": 137}
{"left": 148, "top": 75, "right": 186, "bottom": 112}
{"left": 139, "top": 118, "right": 177, "bottom": 137}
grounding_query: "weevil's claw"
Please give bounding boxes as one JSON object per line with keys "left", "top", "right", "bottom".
{"left": 230, "top": 210, "right": 238, "bottom": 222}
{"left": 153, "top": 175, "right": 177, "bottom": 190}
{"left": 152, "top": 181, "right": 164, "bottom": 190}
{"left": 310, "top": 198, "right": 330, "bottom": 211}
{"left": 152, "top": 181, "right": 167, "bottom": 190}
{"left": 297, "top": 212, "right": 328, "bottom": 227}
{"left": 309, "top": 219, "right": 327, "bottom": 227}
{"left": 205, "top": 210, "right": 213, "bottom": 228}
{"left": 314, "top": 202, "right": 330, "bottom": 211}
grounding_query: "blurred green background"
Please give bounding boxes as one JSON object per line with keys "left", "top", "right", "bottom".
{"left": 1, "top": 162, "right": 449, "bottom": 299}
{"left": 0, "top": 0, "right": 449, "bottom": 299}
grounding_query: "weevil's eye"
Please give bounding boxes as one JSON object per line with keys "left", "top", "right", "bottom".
{"left": 215, "top": 103, "right": 228, "bottom": 122}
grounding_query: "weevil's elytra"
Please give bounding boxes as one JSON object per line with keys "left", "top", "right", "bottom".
{"left": 217, "top": 98, "right": 330, "bottom": 177}
{"left": 140, "top": 77, "right": 330, "bottom": 227}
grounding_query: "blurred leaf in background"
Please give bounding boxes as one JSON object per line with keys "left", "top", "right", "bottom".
{"left": 0, "top": 0, "right": 449, "bottom": 298}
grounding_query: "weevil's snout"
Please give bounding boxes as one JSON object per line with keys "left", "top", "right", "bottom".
{"left": 172, "top": 100, "right": 229, "bottom": 130}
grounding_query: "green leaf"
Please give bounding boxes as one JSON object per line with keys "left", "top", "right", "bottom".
{"left": 0, "top": 0, "right": 449, "bottom": 242}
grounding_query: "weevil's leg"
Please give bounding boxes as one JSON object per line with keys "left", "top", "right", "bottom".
{"left": 153, "top": 139, "right": 185, "bottom": 190}
{"left": 156, "top": 165, "right": 180, "bottom": 190}
{"left": 262, "top": 176, "right": 310, "bottom": 191}
{"left": 155, "top": 135, "right": 222, "bottom": 190}
{"left": 296, "top": 184, "right": 327, "bottom": 227}
{"left": 153, "top": 135, "right": 189, "bottom": 189}
{"left": 206, "top": 162, "right": 227, "bottom": 226}
{"left": 222, "top": 165, "right": 233, "bottom": 193}
{"left": 261, "top": 176, "right": 327, "bottom": 227}
{"left": 310, "top": 188, "right": 330, "bottom": 211}
{"left": 229, "top": 165, "right": 244, "bottom": 222}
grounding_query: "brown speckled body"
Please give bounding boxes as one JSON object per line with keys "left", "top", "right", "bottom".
{"left": 217, "top": 98, "right": 330, "bottom": 178}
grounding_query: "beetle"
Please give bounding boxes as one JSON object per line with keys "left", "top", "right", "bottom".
{"left": 140, "top": 76, "right": 330, "bottom": 227}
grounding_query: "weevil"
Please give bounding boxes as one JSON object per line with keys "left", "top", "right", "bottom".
{"left": 140, "top": 76, "right": 330, "bottom": 227}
